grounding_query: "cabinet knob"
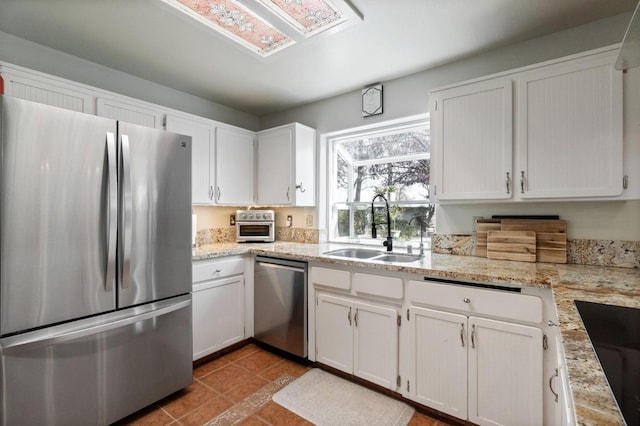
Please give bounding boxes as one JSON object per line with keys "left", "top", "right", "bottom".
{"left": 463, "top": 298, "right": 471, "bottom": 303}
{"left": 214, "top": 269, "right": 221, "bottom": 274}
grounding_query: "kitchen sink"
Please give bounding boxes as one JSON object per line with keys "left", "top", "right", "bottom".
{"left": 322, "top": 248, "right": 383, "bottom": 259}
{"left": 322, "top": 248, "right": 422, "bottom": 263}
{"left": 371, "top": 254, "right": 422, "bottom": 263}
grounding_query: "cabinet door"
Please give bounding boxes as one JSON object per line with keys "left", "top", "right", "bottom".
{"left": 353, "top": 301, "right": 399, "bottom": 390}
{"left": 215, "top": 127, "right": 254, "bottom": 205}
{"left": 517, "top": 54, "right": 623, "bottom": 198}
{"left": 293, "top": 124, "right": 316, "bottom": 206}
{"left": 192, "top": 275, "right": 244, "bottom": 360}
{"left": 257, "top": 128, "right": 292, "bottom": 205}
{"left": 408, "top": 306, "right": 468, "bottom": 419}
{"left": 166, "top": 115, "right": 214, "bottom": 205}
{"left": 96, "top": 97, "right": 162, "bottom": 129}
{"left": 432, "top": 79, "right": 513, "bottom": 201}
{"left": 468, "top": 317, "right": 543, "bottom": 426}
{"left": 1, "top": 69, "right": 93, "bottom": 113}
{"left": 315, "top": 293, "right": 353, "bottom": 374}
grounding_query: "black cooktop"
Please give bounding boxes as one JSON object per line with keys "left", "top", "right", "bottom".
{"left": 574, "top": 300, "right": 640, "bottom": 426}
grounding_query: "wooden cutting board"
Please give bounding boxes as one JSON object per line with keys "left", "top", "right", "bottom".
{"left": 500, "top": 219, "right": 567, "bottom": 263}
{"left": 475, "top": 219, "right": 501, "bottom": 257}
{"left": 487, "top": 230, "right": 537, "bottom": 262}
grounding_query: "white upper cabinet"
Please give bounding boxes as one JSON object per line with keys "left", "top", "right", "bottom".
{"left": 1, "top": 65, "right": 94, "bottom": 113}
{"left": 96, "top": 97, "right": 163, "bottom": 129}
{"left": 166, "top": 115, "right": 215, "bottom": 205}
{"left": 431, "top": 79, "right": 513, "bottom": 201}
{"left": 431, "top": 47, "right": 627, "bottom": 202}
{"left": 257, "top": 123, "right": 316, "bottom": 206}
{"left": 215, "top": 126, "right": 255, "bottom": 205}
{"left": 517, "top": 54, "right": 623, "bottom": 198}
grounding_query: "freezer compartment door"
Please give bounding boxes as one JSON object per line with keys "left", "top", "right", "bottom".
{"left": 118, "top": 122, "right": 192, "bottom": 308}
{"left": 0, "top": 96, "right": 117, "bottom": 335}
{"left": 0, "top": 294, "right": 192, "bottom": 426}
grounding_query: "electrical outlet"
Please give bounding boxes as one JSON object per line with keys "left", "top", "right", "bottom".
{"left": 306, "top": 214, "right": 313, "bottom": 227}
{"left": 287, "top": 215, "right": 293, "bottom": 227}
{"left": 230, "top": 215, "right": 235, "bottom": 226}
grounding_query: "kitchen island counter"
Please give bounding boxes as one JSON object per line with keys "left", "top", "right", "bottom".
{"left": 193, "top": 242, "right": 640, "bottom": 426}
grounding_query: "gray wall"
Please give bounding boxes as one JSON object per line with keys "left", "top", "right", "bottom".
{"left": 259, "top": 12, "right": 640, "bottom": 241}
{"left": 0, "top": 31, "right": 260, "bottom": 130}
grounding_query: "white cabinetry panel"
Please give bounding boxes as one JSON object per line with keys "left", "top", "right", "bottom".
{"left": 215, "top": 127, "right": 254, "bottom": 205}
{"left": 517, "top": 56, "right": 623, "bottom": 198}
{"left": 166, "top": 115, "right": 215, "bottom": 205}
{"left": 433, "top": 79, "right": 512, "bottom": 201}
{"left": 353, "top": 301, "right": 398, "bottom": 389}
{"left": 1, "top": 70, "right": 92, "bottom": 112}
{"left": 315, "top": 293, "right": 354, "bottom": 373}
{"left": 468, "top": 317, "right": 543, "bottom": 426}
{"left": 96, "top": 97, "right": 162, "bottom": 128}
{"left": 408, "top": 307, "right": 468, "bottom": 418}
{"left": 192, "top": 275, "right": 244, "bottom": 360}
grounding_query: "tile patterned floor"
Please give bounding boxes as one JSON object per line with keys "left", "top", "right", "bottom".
{"left": 115, "top": 343, "right": 452, "bottom": 425}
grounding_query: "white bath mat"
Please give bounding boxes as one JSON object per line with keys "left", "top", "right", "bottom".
{"left": 272, "top": 368, "right": 415, "bottom": 426}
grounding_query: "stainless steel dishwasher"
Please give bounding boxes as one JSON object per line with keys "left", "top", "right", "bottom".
{"left": 254, "top": 256, "right": 307, "bottom": 358}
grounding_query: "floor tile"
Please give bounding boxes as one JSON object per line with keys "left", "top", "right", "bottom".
{"left": 158, "top": 381, "right": 218, "bottom": 420}
{"left": 233, "top": 349, "right": 283, "bottom": 374}
{"left": 199, "top": 363, "right": 255, "bottom": 395}
{"left": 254, "top": 401, "right": 313, "bottom": 426}
{"left": 176, "top": 395, "right": 233, "bottom": 426}
{"left": 116, "top": 343, "right": 454, "bottom": 426}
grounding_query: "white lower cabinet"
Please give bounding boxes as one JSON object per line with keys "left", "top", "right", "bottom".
{"left": 406, "top": 281, "right": 544, "bottom": 426}
{"left": 192, "top": 257, "right": 246, "bottom": 360}
{"left": 316, "top": 292, "right": 399, "bottom": 390}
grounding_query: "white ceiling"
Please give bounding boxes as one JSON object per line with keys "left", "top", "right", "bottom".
{"left": 0, "top": 0, "right": 636, "bottom": 116}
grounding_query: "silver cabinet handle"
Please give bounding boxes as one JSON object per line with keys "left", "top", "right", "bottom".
{"left": 505, "top": 172, "right": 510, "bottom": 194}
{"left": 354, "top": 308, "right": 359, "bottom": 327}
{"left": 463, "top": 298, "right": 471, "bottom": 303}
{"left": 347, "top": 307, "right": 352, "bottom": 326}
{"left": 549, "top": 368, "right": 559, "bottom": 402}
{"left": 217, "top": 186, "right": 221, "bottom": 201}
{"left": 460, "top": 323, "right": 465, "bottom": 347}
{"left": 209, "top": 186, "right": 214, "bottom": 200}
{"left": 471, "top": 324, "right": 476, "bottom": 348}
{"left": 120, "top": 134, "right": 132, "bottom": 290}
{"left": 286, "top": 186, "right": 290, "bottom": 201}
{"left": 520, "top": 171, "right": 525, "bottom": 193}
{"left": 105, "top": 132, "right": 117, "bottom": 292}
{"left": 296, "top": 182, "right": 306, "bottom": 193}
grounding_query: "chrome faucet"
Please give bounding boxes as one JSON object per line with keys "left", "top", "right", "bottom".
{"left": 409, "top": 215, "right": 425, "bottom": 256}
{"left": 371, "top": 194, "right": 393, "bottom": 252}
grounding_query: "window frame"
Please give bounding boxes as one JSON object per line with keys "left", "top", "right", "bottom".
{"left": 322, "top": 114, "right": 431, "bottom": 246}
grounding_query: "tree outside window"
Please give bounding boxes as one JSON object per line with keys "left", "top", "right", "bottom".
{"left": 330, "top": 118, "right": 434, "bottom": 247}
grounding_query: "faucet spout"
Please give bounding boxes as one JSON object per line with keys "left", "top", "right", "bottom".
{"left": 371, "top": 194, "right": 393, "bottom": 252}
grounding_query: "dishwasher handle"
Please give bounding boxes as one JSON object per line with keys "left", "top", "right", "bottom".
{"left": 255, "top": 261, "right": 305, "bottom": 274}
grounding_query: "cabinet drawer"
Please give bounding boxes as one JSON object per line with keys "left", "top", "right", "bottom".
{"left": 353, "top": 273, "right": 403, "bottom": 300}
{"left": 408, "top": 280, "right": 542, "bottom": 323}
{"left": 311, "top": 266, "right": 350, "bottom": 290}
{"left": 193, "top": 257, "right": 245, "bottom": 283}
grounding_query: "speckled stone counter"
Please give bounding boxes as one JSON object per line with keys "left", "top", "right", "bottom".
{"left": 193, "top": 242, "right": 640, "bottom": 425}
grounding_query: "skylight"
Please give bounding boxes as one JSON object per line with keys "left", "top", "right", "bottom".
{"left": 160, "top": 0, "right": 362, "bottom": 58}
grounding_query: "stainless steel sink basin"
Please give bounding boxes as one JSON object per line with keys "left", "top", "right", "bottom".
{"left": 322, "top": 248, "right": 382, "bottom": 259}
{"left": 322, "top": 248, "right": 422, "bottom": 263}
{"left": 371, "top": 254, "right": 421, "bottom": 263}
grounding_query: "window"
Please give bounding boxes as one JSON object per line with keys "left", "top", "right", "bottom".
{"left": 327, "top": 116, "right": 433, "bottom": 247}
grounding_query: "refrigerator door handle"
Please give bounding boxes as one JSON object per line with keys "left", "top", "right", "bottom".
{"left": 120, "top": 134, "right": 132, "bottom": 289}
{"left": 1, "top": 298, "right": 191, "bottom": 354}
{"left": 105, "top": 132, "right": 117, "bottom": 292}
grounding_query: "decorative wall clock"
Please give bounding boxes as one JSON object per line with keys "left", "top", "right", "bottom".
{"left": 362, "top": 84, "right": 383, "bottom": 117}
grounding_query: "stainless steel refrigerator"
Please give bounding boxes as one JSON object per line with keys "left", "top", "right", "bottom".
{"left": 0, "top": 96, "right": 193, "bottom": 425}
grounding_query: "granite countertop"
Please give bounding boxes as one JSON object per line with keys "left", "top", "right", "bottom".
{"left": 193, "top": 242, "right": 640, "bottom": 426}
